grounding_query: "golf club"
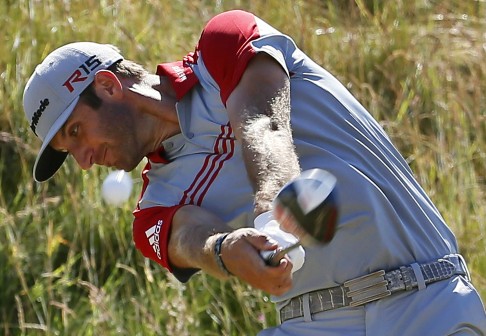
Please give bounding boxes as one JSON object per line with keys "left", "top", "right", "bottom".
{"left": 265, "top": 168, "right": 339, "bottom": 266}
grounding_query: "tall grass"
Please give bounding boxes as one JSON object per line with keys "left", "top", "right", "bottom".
{"left": 1, "top": 0, "right": 484, "bottom": 335}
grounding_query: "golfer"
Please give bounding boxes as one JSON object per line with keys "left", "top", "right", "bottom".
{"left": 23, "top": 10, "right": 485, "bottom": 335}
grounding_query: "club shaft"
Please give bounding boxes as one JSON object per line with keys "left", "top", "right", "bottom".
{"left": 266, "top": 241, "right": 302, "bottom": 266}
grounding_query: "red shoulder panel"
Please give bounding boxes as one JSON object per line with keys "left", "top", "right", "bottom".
{"left": 197, "top": 10, "right": 260, "bottom": 104}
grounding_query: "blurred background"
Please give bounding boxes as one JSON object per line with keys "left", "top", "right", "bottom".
{"left": 0, "top": 0, "right": 484, "bottom": 335}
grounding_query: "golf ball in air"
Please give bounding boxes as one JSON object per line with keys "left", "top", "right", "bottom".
{"left": 101, "top": 170, "right": 133, "bottom": 206}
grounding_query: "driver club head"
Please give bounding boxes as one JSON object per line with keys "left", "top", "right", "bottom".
{"left": 272, "top": 168, "right": 339, "bottom": 246}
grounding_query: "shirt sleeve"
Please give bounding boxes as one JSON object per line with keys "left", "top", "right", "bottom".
{"left": 132, "top": 204, "right": 200, "bottom": 282}
{"left": 196, "top": 10, "right": 260, "bottom": 104}
{"left": 132, "top": 205, "right": 181, "bottom": 270}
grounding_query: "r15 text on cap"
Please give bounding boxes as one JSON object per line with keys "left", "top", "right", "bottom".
{"left": 62, "top": 55, "right": 102, "bottom": 93}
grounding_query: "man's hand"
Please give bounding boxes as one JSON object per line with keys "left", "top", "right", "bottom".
{"left": 220, "top": 228, "right": 294, "bottom": 296}
{"left": 169, "top": 205, "right": 293, "bottom": 295}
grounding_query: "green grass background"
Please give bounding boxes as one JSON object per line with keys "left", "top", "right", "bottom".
{"left": 1, "top": 0, "right": 484, "bottom": 335}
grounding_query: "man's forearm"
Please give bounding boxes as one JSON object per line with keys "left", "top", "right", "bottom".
{"left": 167, "top": 205, "right": 291, "bottom": 295}
{"left": 168, "top": 205, "right": 232, "bottom": 279}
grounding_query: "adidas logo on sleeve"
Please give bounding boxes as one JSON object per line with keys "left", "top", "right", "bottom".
{"left": 145, "top": 220, "right": 163, "bottom": 260}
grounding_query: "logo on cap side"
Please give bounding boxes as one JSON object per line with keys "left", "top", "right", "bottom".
{"left": 30, "top": 98, "right": 50, "bottom": 136}
{"left": 62, "top": 55, "right": 102, "bottom": 92}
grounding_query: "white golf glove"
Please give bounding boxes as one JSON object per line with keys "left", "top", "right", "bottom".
{"left": 254, "top": 211, "right": 305, "bottom": 273}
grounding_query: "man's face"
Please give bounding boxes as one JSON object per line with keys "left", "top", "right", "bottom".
{"left": 50, "top": 99, "right": 144, "bottom": 172}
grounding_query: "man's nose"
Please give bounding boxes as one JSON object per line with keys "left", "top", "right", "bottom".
{"left": 70, "top": 145, "right": 93, "bottom": 170}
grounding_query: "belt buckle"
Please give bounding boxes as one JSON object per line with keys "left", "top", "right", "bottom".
{"left": 443, "top": 254, "right": 470, "bottom": 281}
{"left": 344, "top": 270, "right": 391, "bottom": 307}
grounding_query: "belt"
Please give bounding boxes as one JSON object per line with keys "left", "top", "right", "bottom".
{"left": 280, "top": 254, "right": 469, "bottom": 323}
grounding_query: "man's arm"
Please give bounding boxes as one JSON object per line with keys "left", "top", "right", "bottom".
{"left": 164, "top": 55, "right": 299, "bottom": 294}
{"left": 168, "top": 204, "right": 293, "bottom": 295}
{"left": 225, "top": 52, "right": 301, "bottom": 214}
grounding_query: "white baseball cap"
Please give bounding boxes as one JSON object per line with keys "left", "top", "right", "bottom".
{"left": 23, "top": 42, "right": 124, "bottom": 182}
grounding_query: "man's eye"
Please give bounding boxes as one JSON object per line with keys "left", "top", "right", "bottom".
{"left": 70, "top": 125, "right": 79, "bottom": 137}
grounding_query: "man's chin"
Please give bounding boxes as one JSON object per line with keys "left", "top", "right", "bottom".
{"left": 116, "top": 161, "right": 140, "bottom": 172}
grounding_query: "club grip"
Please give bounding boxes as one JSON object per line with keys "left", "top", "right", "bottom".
{"left": 264, "top": 249, "right": 286, "bottom": 267}
{"left": 263, "top": 242, "right": 300, "bottom": 267}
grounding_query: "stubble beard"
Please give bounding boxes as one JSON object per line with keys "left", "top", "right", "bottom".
{"left": 102, "top": 103, "right": 144, "bottom": 172}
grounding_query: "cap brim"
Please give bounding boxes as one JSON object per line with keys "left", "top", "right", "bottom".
{"left": 33, "top": 97, "right": 79, "bottom": 182}
{"left": 34, "top": 146, "right": 69, "bottom": 182}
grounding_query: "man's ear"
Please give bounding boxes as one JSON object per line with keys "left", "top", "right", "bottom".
{"left": 92, "top": 70, "right": 123, "bottom": 100}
